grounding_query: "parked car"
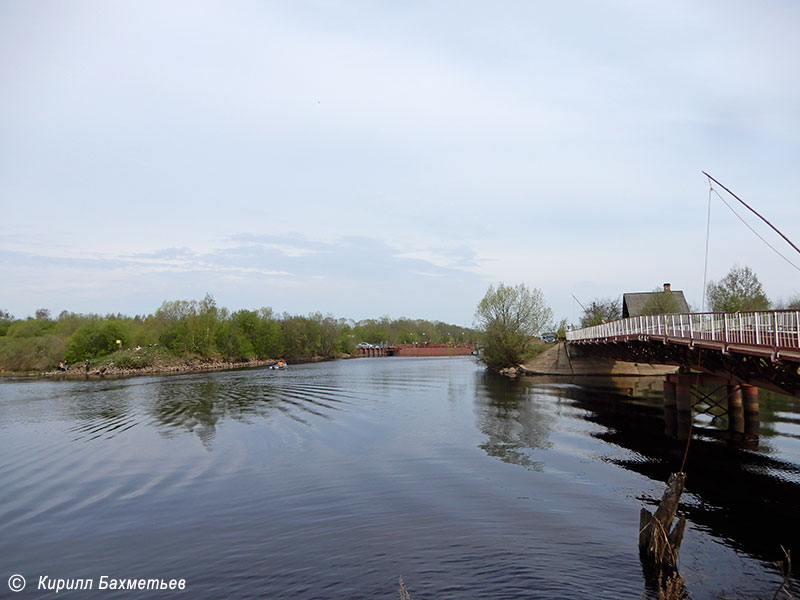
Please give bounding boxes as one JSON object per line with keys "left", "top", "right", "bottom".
{"left": 357, "top": 342, "right": 373, "bottom": 348}
{"left": 541, "top": 334, "right": 557, "bottom": 343}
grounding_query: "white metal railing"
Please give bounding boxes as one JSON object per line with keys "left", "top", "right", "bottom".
{"left": 566, "top": 310, "right": 800, "bottom": 352}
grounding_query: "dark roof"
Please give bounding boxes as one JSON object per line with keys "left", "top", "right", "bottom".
{"left": 622, "top": 291, "right": 690, "bottom": 318}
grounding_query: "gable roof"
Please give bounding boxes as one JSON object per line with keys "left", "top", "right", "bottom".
{"left": 622, "top": 290, "right": 690, "bottom": 318}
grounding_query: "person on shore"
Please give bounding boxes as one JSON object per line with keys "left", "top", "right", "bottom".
{"left": 84, "top": 359, "right": 90, "bottom": 374}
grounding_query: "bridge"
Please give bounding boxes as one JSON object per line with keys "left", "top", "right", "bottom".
{"left": 566, "top": 309, "right": 800, "bottom": 396}
{"left": 566, "top": 310, "right": 800, "bottom": 443}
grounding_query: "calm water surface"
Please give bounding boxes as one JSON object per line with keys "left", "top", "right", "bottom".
{"left": 1, "top": 357, "right": 799, "bottom": 599}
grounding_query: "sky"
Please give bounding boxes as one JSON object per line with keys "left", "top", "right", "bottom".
{"left": 2, "top": 0, "right": 800, "bottom": 327}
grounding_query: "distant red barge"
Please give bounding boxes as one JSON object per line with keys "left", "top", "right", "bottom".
{"left": 357, "top": 343, "right": 475, "bottom": 358}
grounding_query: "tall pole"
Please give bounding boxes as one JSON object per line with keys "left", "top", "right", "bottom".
{"left": 702, "top": 183, "right": 712, "bottom": 312}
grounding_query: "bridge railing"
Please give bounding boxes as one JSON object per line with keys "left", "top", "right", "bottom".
{"left": 566, "top": 310, "right": 800, "bottom": 351}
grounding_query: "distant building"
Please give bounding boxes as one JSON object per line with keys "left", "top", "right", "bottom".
{"left": 622, "top": 283, "right": 690, "bottom": 318}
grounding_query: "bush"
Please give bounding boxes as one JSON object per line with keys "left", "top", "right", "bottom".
{"left": 113, "top": 351, "right": 152, "bottom": 369}
{"left": 0, "top": 335, "right": 67, "bottom": 372}
{"left": 66, "top": 320, "right": 129, "bottom": 362}
{"left": 6, "top": 318, "right": 56, "bottom": 338}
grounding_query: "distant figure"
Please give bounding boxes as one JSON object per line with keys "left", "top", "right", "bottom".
{"left": 58, "top": 361, "right": 66, "bottom": 372}
{"left": 84, "top": 359, "right": 90, "bottom": 374}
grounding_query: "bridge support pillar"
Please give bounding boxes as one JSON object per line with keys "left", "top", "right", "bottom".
{"left": 663, "top": 380, "right": 676, "bottom": 408}
{"left": 674, "top": 376, "right": 692, "bottom": 441}
{"left": 662, "top": 374, "right": 761, "bottom": 445}
{"left": 663, "top": 380, "right": 677, "bottom": 437}
{"left": 743, "top": 385, "right": 759, "bottom": 437}
{"left": 727, "top": 385, "right": 744, "bottom": 434}
{"left": 675, "top": 377, "right": 691, "bottom": 413}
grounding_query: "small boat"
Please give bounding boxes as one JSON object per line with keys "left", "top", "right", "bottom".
{"left": 269, "top": 360, "right": 287, "bottom": 370}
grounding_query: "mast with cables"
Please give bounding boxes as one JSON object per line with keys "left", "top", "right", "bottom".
{"left": 701, "top": 172, "right": 800, "bottom": 310}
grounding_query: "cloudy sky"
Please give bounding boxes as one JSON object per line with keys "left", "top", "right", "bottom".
{"left": 2, "top": 0, "right": 799, "bottom": 326}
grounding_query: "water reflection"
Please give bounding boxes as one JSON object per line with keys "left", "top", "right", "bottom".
{"left": 474, "top": 373, "right": 555, "bottom": 471}
{"left": 153, "top": 378, "right": 239, "bottom": 446}
{"left": 58, "top": 369, "right": 353, "bottom": 449}
{"left": 149, "top": 371, "right": 349, "bottom": 447}
{"left": 497, "top": 374, "right": 800, "bottom": 581}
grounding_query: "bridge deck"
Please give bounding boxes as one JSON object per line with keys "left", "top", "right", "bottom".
{"left": 567, "top": 310, "right": 800, "bottom": 363}
{"left": 566, "top": 310, "right": 800, "bottom": 396}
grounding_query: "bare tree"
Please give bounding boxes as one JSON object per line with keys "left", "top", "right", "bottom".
{"left": 580, "top": 297, "right": 621, "bottom": 327}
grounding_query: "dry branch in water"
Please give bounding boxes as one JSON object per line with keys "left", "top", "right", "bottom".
{"left": 639, "top": 472, "right": 687, "bottom": 568}
{"left": 398, "top": 577, "right": 413, "bottom": 600}
{"left": 772, "top": 545, "right": 796, "bottom": 600}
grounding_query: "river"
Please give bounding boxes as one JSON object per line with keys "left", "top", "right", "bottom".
{"left": 1, "top": 356, "right": 798, "bottom": 599}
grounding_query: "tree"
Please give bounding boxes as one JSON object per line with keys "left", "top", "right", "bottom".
{"left": 706, "top": 265, "right": 770, "bottom": 312}
{"left": 6, "top": 317, "right": 56, "bottom": 338}
{"left": 154, "top": 295, "right": 219, "bottom": 356}
{"left": 775, "top": 295, "right": 800, "bottom": 310}
{"left": 554, "top": 318, "right": 568, "bottom": 339}
{"left": 580, "top": 297, "right": 621, "bottom": 327}
{"left": 0, "top": 309, "right": 14, "bottom": 336}
{"left": 474, "top": 283, "right": 553, "bottom": 368}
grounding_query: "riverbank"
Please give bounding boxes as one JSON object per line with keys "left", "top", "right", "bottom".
{"left": 31, "top": 352, "right": 356, "bottom": 380}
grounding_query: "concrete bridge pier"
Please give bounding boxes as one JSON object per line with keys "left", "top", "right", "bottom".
{"left": 674, "top": 376, "right": 693, "bottom": 441}
{"left": 660, "top": 376, "right": 692, "bottom": 440}
{"left": 663, "top": 380, "right": 677, "bottom": 437}
{"left": 662, "top": 379, "right": 691, "bottom": 439}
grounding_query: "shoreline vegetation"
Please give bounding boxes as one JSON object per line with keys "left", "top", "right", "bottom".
{"left": 473, "top": 283, "right": 560, "bottom": 376}
{"left": 36, "top": 350, "right": 346, "bottom": 379}
{"left": 0, "top": 295, "right": 476, "bottom": 378}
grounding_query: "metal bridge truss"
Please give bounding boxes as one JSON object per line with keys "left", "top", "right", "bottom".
{"left": 566, "top": 311, "right": 800, "bottom": 397}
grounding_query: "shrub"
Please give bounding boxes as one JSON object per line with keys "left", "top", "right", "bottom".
{"left": 0, "top": 335, "right": 67, "bottom": 372}
{"left": 66, "top": 320, "right": 129, "bottom": 362}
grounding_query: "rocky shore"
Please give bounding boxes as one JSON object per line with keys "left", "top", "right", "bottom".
{"left": 39, "top": 354, "right": 355, "bottom": 380}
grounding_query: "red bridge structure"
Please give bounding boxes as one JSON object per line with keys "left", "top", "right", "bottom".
{"left": 392, "top": 343, "right": 474, "bottom": 357}
{"left": 356, "top": 343, "right": 474, "bottom": 358}
{"left": 566, "top": 310, "right": 800, "bottom": 443}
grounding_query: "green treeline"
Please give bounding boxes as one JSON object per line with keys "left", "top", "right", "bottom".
{"left": 0, "top": 295, "right": 476, "bottom": 372}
